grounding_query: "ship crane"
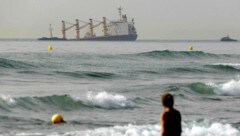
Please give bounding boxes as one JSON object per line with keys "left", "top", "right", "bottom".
{"left": 61, "top": 21, "right": 76, "bottom": 39}
{"left": 62, "top": 20, "right": 90, "bottom": 39}
{"left": 88, "top": 19, "right": 105, "bottom": 37}
{"left": 76, "top": 19, "right": 89, "bottom": 39}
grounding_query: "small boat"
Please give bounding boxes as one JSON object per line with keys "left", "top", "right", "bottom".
{"left": 220, "top": 35, "right": 237, "bottom": 42}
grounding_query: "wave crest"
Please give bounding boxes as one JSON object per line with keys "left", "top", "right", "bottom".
{"left": 137, "top": 50, "right": 220, "bottom": 59}
{"left": 188, "top": 83, "right": 215, "bottom": 94}
{"left": 83, "top": 92, "right": 135, "bottom": 109}
{"left": 55, "top": 71, "right": 117, "bottom": 79}
{"left": 206, "top": 63, "right": 240, "bottom": 72}
{"left": 0, "top": 58, "right": 35, "bottom": 69}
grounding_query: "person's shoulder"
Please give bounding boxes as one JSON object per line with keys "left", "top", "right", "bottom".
{"left": 172, "top": 108, "right": 179, "bottom": 113}
{"left": 173, "top": 108, "right": 181, "bottom": 117}
{"left": 162, "top": 111, "right": 171, "bottom": 119}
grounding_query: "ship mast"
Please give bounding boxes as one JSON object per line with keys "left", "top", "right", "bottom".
{"left": 118, "top": 7, "right": 123, "bottom": 21}
{"left": 49, "top": 24, "right": 53, "bottom": 38}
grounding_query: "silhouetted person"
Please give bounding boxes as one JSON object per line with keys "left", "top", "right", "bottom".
{"left": 161, "top": 93, "right": 182, "bottom": 136}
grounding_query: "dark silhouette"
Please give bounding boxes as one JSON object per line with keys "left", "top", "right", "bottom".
{"left": 161, "top": 93, "right": 182, "bottom": 136}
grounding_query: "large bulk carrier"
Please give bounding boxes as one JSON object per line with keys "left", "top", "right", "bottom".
{"left": 38, "top": 7, "right": 137, "bottom": 41}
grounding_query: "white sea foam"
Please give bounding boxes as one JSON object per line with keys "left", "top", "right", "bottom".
{"left": 183, "top": 122, "right": 240, "bottom": 136}
{"left": 16, "top": 133, "right": 43, "bottom": 136}
{"left": 0, "top": 95, "right": 16, "bottom": 105}
{"left": 82, "top": 91, "right": 135, "bottom": 109}
{"left": 64, "top": 124, "right": 160, "bottom": 136}
{"left": 75, "top": 123, "right": 239, "bottom": 136}
{"left": 208, "top": 79, "right": 240, "bottom": 95}
{"left": 15, "top": 122, "right": 240, "bottom": 136}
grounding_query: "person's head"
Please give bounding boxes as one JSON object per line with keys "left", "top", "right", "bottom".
{"left": 162, "top": 93, "right": 174, "bottom": 109}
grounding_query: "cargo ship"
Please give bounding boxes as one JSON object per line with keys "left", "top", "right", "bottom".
{"left": 38, "top": 7, "right": 137, "bottom": 41}
{"left": 220, "top": 35, "right": 237, "bottom": 42}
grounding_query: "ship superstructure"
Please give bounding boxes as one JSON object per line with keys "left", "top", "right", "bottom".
{"left": 38, "top": 7, "right": 137, "bottom": 41}
{"left": 220, "top": 35, "right": 237, "bottom": 42}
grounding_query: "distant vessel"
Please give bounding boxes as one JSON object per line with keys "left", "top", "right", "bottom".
{"left": 38, "top": 7, "right": 137, "bottom": 41}
{"left": 220, "top": 35, "right": 237, "bottom": 42}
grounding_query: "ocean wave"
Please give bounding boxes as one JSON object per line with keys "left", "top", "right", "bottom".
{"left": 0, "top": 92, "right": 135, "bottom": 111}
{"left": 0, "top": 58, "right": 35, "bottom": 69}
{"left": 208, "top": 79, "right": 240, "bottom": 96}
{"left": 187, "top": 83, "right": 215, "bottom": 95}
{"left": 136, "top": 50, "right": 228, "bottom": 59}
{"left": 187, "top": 80, "right": 240, "bottom": 96}
{"left": 55, "top": 71, "right": 117, "bottom": 79}
{"left": 15, "top": 122, "right": 240, "bottom": 136}
{"left": 0, "top": 94, "right": 83, "bottom": 112}
{"left": 81, "top": 91, "right": 135, "bottom": 109}
{"left": 214, "top": 63, "right": 240, "bottom": 68}
{"left": 206, "top": 63, "right": 240, "bottom": 72}
{"left": 168, "top": 67, "right": 206, "bottom": 74}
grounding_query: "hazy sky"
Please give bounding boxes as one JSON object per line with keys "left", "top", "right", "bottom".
{"left": 1, "top": 0, "right": 240, "bottom": 40}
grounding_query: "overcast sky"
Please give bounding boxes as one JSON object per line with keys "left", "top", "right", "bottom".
{"left": 1, "top": 0, "right": 240, "bottom": 40}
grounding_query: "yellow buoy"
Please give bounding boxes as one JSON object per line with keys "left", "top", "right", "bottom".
{"left": 48, "top": 46, "right": 53, "bottom": 51}
{"left": 51, "top": 113, "right": 65, "bottom": 124}
{"left": 188, "top": 45, "right": 193, "bottom": 51}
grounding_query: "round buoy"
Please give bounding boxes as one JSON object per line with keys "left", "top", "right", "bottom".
{"left": 51, "top": 113, "right": 65, "bottom": 124}
{"left": 48, "top": 46, "right": 53, "bottom": 51}
{"left": 188, "top": 45, "right": 193, "bottom": 51}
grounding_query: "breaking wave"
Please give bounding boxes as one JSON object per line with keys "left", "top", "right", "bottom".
{"left": 83, "top": 91, "right": 135, "bottom": 109}
{"left": 208, "top": 79, "right": 240, "bottom": 96}
{"left": 0, "top": 92, "right": 135, "bottom": 112}
{"left": 186, "top": 79, "right": 240, "bottom": 96}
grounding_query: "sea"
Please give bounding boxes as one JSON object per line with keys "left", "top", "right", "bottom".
{"left": 0, "top": 39, "right": 240, "bottom": 136}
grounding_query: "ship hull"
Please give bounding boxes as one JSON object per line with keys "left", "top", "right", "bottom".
{"left": 78, "top": 34, "right": 137, "bottom": 41}
{"left": 38, "top": 34, "right": 137, "bottom": 41}
{"left": 221, "top": 39, "right": 237, "bottom": 42}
